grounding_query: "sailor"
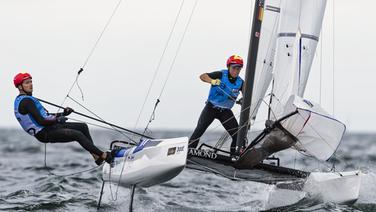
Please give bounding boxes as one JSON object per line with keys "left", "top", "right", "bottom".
{"left": 13, "top": 72, "right": 114, "bottom": 165}
{"left": 189, "top": 55, "right": 244, "bottom": 155}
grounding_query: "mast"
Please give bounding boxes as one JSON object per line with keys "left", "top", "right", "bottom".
{"left": 236, "top": 0, "right": 265, "bottom": 153}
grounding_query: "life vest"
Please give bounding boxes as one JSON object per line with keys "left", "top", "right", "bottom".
{"left": 207, "top": 69, "right": 243, "bottom": 109}
{"left": 14, "top": 95, "right": 55, "bottom": 136}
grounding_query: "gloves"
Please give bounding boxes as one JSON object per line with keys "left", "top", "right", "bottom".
{"left": 63, "top": 107, "right": 74, "bottom": 116}
{"left": 210, "top": 79, "right": 221, "bottom": 86}
{"left": 56, "top": 116, "right": 68, "bottom": 123}
{"left": 236, "top": 98, "right": 243, "bottom": 105}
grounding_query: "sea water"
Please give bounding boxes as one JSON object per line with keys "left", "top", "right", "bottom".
{"left": 0, "top": 128, "right": 375, "bottom": 211}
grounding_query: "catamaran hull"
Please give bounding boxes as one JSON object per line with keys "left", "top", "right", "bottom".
{"left": 266, "top": 170, "right": 361, "bottom": 209}
{"left": 303, "top": 170, "right": 361, "bottom": 203}
{"left": 187, "top": 151, "right": 361, "bottom": 205}
{"left": 102, "top": 137, "right": 188, "bottom": 188}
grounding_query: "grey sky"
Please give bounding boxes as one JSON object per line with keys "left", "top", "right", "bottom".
{"left": 1, "top": 0, "right": 375, "bottom": 133}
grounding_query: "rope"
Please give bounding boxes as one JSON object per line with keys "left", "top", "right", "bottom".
{"left": 67, "top": 95, "right": 136, "bottom": 142}
{"left": 133, "top": 0, "right": 186, "bottom": 130}
{"left": 108, "top": 147, "right": 132, "bottom": 201}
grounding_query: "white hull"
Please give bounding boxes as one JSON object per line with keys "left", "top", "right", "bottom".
{"left": 102, "top": 137, "right": 188, "bottom": 187}
{"left": 266, "top": 170, "right": 361, "bottom": 209}
{"left": 303, "top": 170, "right": 361, "bottom": 203}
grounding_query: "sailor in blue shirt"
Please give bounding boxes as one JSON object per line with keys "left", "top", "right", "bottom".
{"left": 189, "top": 55, "right": 244, "bottom": 155}
{"left": 13, "top": 72, "right": 114, "bottom": 165}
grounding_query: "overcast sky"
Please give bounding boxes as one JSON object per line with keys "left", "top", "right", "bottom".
{"left": 1, "top": 0, "right": 375, "bottom": 133}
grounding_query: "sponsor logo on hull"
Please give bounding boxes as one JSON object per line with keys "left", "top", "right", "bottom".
{"left": 188, "top": 148, "right": 218, "bottom": 159}
{"left": 177, "top": 146, "right": 185, "bottom": 153}
{"left": 167, "top": 147, "right": 176, "bottom": 156}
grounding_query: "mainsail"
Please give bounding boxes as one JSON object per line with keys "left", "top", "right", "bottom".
{"left": 269, "top": 0, "right": 327, "bottom": 118}
{"left": 262, "top": 0, "right": 346, "bottom": 161}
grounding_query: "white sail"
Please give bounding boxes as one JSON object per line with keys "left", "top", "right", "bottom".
{"left": 263, "top": 0, "right": 345, "bottom": 161}
{"left": 281, "top": 95, "right": 345, "bottom": 161}
{"left": 270, "top": 0, "right": 327, "bottom": 119}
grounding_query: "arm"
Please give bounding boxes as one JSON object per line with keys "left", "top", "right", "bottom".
{"left": 19, "top": 98, "right": 57, "bottom": 126}
{"left": 199, "top": 71, "right": 222, "bottom": 84}
{"left": 48, "top": 107, "right": 74, "bottom": 117}
{"left": 199, "top": 73, "right": 213, "bottom": 84}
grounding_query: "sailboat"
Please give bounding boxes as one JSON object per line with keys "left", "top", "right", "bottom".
{"left": 186, "top": 0, "right": 361, "bottom": 205}
{"left": 95, "top": 0, "right": 361, "bottom": 210}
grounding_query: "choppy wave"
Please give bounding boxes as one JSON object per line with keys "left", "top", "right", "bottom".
{"left": 0, "top": 129, "right": 375, "bottom": 211}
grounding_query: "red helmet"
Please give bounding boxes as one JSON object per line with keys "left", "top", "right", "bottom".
{"left": 14, "top": 72, "right": 32, "bottom": 87}
{"left": 226, "top": 55, "right": 244, "bottom": 67}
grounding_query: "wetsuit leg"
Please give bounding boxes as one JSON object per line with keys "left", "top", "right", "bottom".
{"left": 218, "top": 109, "right": 239, "bottom": 154}
{"left": 189, "top": 104, "right": 216, "bottom": 148}
{"left": 35, "top": 123, "right": 103, "bottom": 156}
{"left": 59, "top": 122, "right": 94, "bottom": 143}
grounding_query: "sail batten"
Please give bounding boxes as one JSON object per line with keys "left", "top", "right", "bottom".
{"left": 278, "top": 33, "right": 319, "bottom": 41}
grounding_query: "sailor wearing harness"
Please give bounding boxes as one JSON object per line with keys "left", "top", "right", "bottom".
{"left": 13, "top": 73, "right": 114, "bottom": 165}
{"left": 189, "top": 55, "right": 244, "bottom": 155}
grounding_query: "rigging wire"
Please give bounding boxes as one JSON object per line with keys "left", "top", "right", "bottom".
{"left": 67, "top": 95, "right": 136, "bottom": 142}
{"left": 191, "top": 0, "right": 282, "bottom": 148}
{"left": 133, "top": 0, "right": 186, "bottom": 130}
{"left": 67, "top": 117, "right": 134, "bottom": 138}
{"left": 200, "top": 1, "right": 348, "bottom": 175}
{"left": 81, "top": 0, "right": 124, "bottom": 70}
{"left": 59, "top": 0, "right": 125, "bottom": 110}
{"left": 319, "top": 29, "right": 323, "bottom": 105}
{"left": 199, "top": 97, "right": 271, "bottom": 149}
{"left": 142, "top": 0, "right": 200, "bottom": 134}
{"left": 187, "top": 159, "right": 247, "bottom": 181}
{"left": 107, "top": 1, "right": 201, "bottom": 199}
{"left": 108, "top": 145, "right": 133, "bottom": 201}
{"left": 157, "top": 0, "right": 199, "bottom": 99}
{"left": 39, "top": 97, "right": 143, "bottom": 141}
{"left": 332, "top": 0, "right": 336, "bottom": 116}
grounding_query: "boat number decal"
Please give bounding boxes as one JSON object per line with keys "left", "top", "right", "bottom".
{"left": 167, "top": 147, "right": 176, "bottom": 156}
